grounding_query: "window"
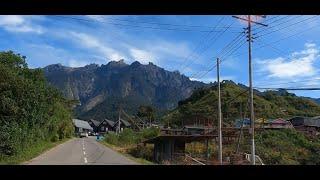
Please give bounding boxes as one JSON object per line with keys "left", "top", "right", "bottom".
{"left": 101, "top": 126, "right": 104, "bottom": 131}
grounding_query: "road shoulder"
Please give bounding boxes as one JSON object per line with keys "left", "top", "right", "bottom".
{"left": 21, "top": 138, "right": 74, "bottom": 165}
{"left": 99, "top": 141, "right": 154, "bottom": 165}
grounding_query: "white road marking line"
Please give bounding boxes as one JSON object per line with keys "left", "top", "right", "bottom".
{"left": 84, "top": 157, "right": 88, "bottom": 164}
{"left": 83, "top": 151, "right": 86, "bottom": 155}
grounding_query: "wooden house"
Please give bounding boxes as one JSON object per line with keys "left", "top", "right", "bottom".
{"left": 72, "top": 119, "right": 93, "bottom": 135}
{"left": 289, "top": 116, "right": 320, "bottom": 136}
{"left": 88, "top": 119, "right": 116, "bottom": 133}
{"left": 98, "top": 119, "right": 115, "bottom": 133}
{"left": 262, "top": 118, "right": 293, "bottom": 129}
{"left": 113, "top": 118, "right": 131, "bottom": 132}
{"left": 88, "top": 119, "right": 101, "bottom": 132}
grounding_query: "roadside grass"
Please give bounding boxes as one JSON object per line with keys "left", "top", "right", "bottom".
{"left": 0, "top": 138, "right": 71, "bottom": 165}
{"left": 100, "top": 141, "right": 155, "bottom": 165}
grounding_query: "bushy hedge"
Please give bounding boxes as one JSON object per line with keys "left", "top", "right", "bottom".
{"left": 0, "top": 51, "right": 73, "bottom": 162}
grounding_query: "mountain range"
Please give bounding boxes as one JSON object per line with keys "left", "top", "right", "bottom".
{"left": 43, "top": 60, "right": 320, "bottom": 122}
{"left": 43, "top": 60, "right": 205, "bottom": 120}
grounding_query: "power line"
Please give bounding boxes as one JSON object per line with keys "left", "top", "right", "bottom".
{"left": 231, "top": 17, "right": 320, "bottom": 59}
{"left": 191, "top": 34, "right": 246, "bottom": 80}
{"left": 255, "top": 87, "right": 320, "bottom": 90}
{"left": 219, "top": 36, "right": 247, "bottom": 60}
{"left": 255, "top": 15, "right": 318, "bottom": 38}
{"left": 105, "top": 16, "right": 240, "bottom": 29}
{"left": 252, "top": 15, "right": 301, "bottom": 34}
{"left": 255, "top": 78, "right": 320, "bottom": 87}
{"left": 189, "top": 30, "right": 246, "bottom": 79}
{"left": 216, "top": 30, "right": 246, "bottom": 58}
{"left": 180, "top": 20, "right": 237, "bottom": 74}
{"left": 178, "top": 17, "right": 226, "bottom": 73}
{"left": 254, "top": 38, "right": 289, "bottom": 57}
{"left": 251, "top": 15, "right": 287, "bottom": 31}
{"left": 52, "top": 15, "right": 242, "bottom": 33}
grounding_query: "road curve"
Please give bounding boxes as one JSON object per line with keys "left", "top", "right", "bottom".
{"left": 25, "top": 137, "right": 138, "bottom": 165}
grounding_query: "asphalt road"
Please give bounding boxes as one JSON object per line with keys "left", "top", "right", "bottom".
{"left": 25, "top": 137, "right": 138, "bottom": 165}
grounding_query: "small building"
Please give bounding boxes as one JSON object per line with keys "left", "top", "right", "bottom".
{"left": 98, "top": 119, "right": 115, "bottom": 133}
{"left": 262, "top": 118, "right": 293, "bottom": 129}
{"left": 88, "top": 119, "right": 101, "bottom": 132}
{"left": 72, "top": 119, "right": 93, "bottom": 135}
{"left": 289, "top": 116, "right": 320, "bottom": 136}
{"left": 182, "top": 125, "right": 213, "bottom": 135}
{"left": 113, "top": 118, "right": 131, "bottom": 132}
{"left": 235, "top": 118, "right": 251, "bottom": 128}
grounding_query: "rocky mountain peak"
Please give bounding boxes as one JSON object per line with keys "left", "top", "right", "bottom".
{"left": 43, "top": 63, "right": 68, "bottom": 72}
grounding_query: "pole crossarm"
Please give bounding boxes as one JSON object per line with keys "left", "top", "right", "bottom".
{"left": 232, "top": 16, "right": 268, "bottom": 27}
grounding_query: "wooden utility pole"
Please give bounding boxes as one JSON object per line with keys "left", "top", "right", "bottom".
{"left": 247, "top": 15, "right": 255, "bottom": 165}
{"left": 118, "top": 106, "right": 121, "bottom": 134}
{"left": 232, "top": 15, "right": 267, "bottom": 165}
{"left": 217, "top": 57, "right": 223, "bottom": 165}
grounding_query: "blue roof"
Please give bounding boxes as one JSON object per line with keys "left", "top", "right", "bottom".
{"left": 235, "top": 118, "right": 251, "bottom": 128}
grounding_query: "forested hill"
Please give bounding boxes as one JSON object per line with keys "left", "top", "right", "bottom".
{"left": 43, "top": 60, "right": 206, "bottom": 120}
{"left": 162, "top": 80, "right": 320, "bottom": 128}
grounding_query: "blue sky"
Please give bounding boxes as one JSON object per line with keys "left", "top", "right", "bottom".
{"left": 1, "top": 15, "right": 320, "bottom": 98}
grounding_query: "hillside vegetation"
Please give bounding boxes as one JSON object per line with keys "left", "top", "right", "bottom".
{"left": 0, "top": 51, "right": 74, "bottom": 164}
{"left": 162, "top": 80, "right": 320, "bottom": 128}
{"left": 162, "top": 80, "right": 320, "bottom": 164}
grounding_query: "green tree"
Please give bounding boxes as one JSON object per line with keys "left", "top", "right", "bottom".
{"left": 137, "top": 105, "right": 155, "bottom": 124}
{"left": 0, "top": 51, "right": 73, "bottom": 161}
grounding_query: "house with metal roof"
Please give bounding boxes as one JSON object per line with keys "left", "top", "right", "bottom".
{"left": 98, "top": 119, "right": 116, "bottom": 133}
{"left": 72, "top": 119, "right": 93, "bottom": 134}
{"left": 88, "top": 119, "right": 101, "bottom": 132}
{"left": 113, "top": 118, "right": 131, "bottom": 132}
{"left": 258, "top": 118, "right": 293, "bottom": 129}
{"left": 88, "top": 119, "right": 117, "bottom": 133}
{"left": 289, "top": 116, "right": 320, "bottom": 136}
{"left": 235, "top": 118, "right": 251, "bottom": 128}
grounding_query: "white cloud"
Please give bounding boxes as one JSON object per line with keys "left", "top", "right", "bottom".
{"left": 257, "top": 43, "right": 319, "bottom": 79}
{"left": 85, "top": 15, "right": 107, "bottom": 22}
{"left": 24, "top": 44, "right": 72, "bottom": 68}
{"left": 68, "top": 59, "right": 89, "bottom": 67}
{"left": 129, "top": 48, "right": 155, "bottom": 64}
{"left": 69, "top": 31, "right": 127, "bottom": 61}
{"left": 150, "top": 40, "right": 191, "bottom": 59}
{"left": 0, "top": 15, "right": 44, "bottom": 34}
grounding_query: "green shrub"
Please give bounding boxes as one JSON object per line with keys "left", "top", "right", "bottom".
{"left": 119, "top": 129, "right": 139, "bottom": 145}
{"left": 254, "top": 129, "right": 320, "bottom": 165}
{"left": 104, "top": 132, "right": 119, "bottom": 146}
{"left": 128, "top": 144, "right": 153, "bottom": 161}
{"left": 140, "top": 127, "right": 160, "bottom": 140}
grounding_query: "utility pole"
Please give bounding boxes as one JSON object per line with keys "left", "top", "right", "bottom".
{"left": 232, "top": 15, "right": 267, "bottom": 165}
{"left": 217, "top": 57, "right": 223, "bottom": 165}
{"left": 118, "top": 106, "right": 121, "bottom": 134}
{"left": 247, "top": 15, "right": 255, "bottom": 165}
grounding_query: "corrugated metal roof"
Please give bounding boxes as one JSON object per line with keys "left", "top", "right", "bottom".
{"left": 89, "top": 119, "right": 101, "bottom": 127}
{"left": 304, "top": 118, "right": 320, "bottom": 127}
{"left": 72, "top": 119, "right": 93, "bottom": 130}
{"left": 105, "top": 119, "right": 115, "bottom": 126}
{"left": 120, "top": 118, "right": 131, "bottom": 127}
{"left": 114, "top": 118, "right": 131, "bottom": 127}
